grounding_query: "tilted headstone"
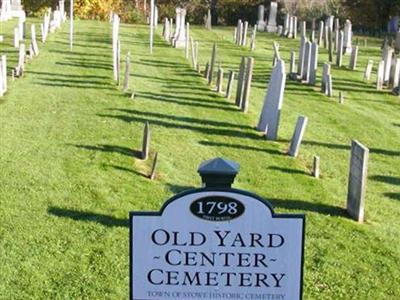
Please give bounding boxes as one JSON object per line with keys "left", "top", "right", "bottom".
{"left": 225, "top": 71, "right": 235, "bottom": 99}
{"left": 309, "top": 42, "right": 319, "bottom": 86}
{"left": 241, "top": 57, "right": 254, "bottom": 113}
{"left": 336, "top": 31, "right": 344, "bottom": 67}
{"left": 288, "top": 116, "right": 308, "bottom": 157}
{"left": 207, "top": 43, "right": 217, "bottom": 85}
{"left": 349, "top": 46, "right": 358, "bottom": 70}
{"left": 256, "top": 5, "right": 266, "bottom": 31}
{"left": 347, "top": 140, "right": 369, "bottom": 223}
{"left": 31, "top": 24, "right": 39, "bottom": 56}
{"left": 142, "top": 122, "right": 151, "bottom": 160}
{"left": 376, "top": 60, "right": 384, "bottom": 90}
{"left": 364, "top": 60, "right": 373, "bottom": 81}
{"left": 272, "top": 41, "right": 280, "bottom": 66}
{"left": 267, "top": 1, "right": 278, "bottom": 32}
{"left": 257, "top": 59, "right": 286, "bottom": 140}
{"left": 149, "top": 152, "right": 158, "bottom": 180}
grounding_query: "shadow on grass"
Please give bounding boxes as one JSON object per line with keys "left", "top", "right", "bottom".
{"left": 167, "top": 184, "right": 196, "bottom": 194}
{"left": 48, "top": 207, "right": 128, "bottom": 228}
{"left": 268, "top": 166, "right": 309, "bottom": 176}
{"left": 198, "top": 141, "right": 282, "bottom": 156}
{"left": 108, "top": 164, "right": 146, "bottom": 177}
{"left": 72, "top": 144, "right": 142, "bottom": 158}
{"left": 393, "top": 123, "right": 400, "bottom": 128}
{"left": 370, "top": 175, "right": 400, "bottom": 185}
{"left": 268, "top": 198, "right": 348, "bottom": 217}
{"left": 384, "top": 193, "right": 400, "bottom": 201}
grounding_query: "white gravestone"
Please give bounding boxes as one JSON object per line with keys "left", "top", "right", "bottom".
{"left": 267, "top": 2, "right": 278, "bottom": 32}
{"left": 257, "top": 59, "right": 286, "bottom": 140}
{"left": 347, "top": 140, "right": 369, "bottom": 223}
{"left": 376, "top": 60, "right": 384, "bottom": 90}
{"left": 173, "top": 8, "right": 186, "bottom": 48}
{"left": 349, "top": 45, "right": 358, "bottom": 70}
{"left": 31, "top": 24, "right": 39, "bottom": 56}
{"left": 309, "top": 43, "right": 319, "bottom": 86}
{"left": 363, "top": 60, "right": 373, "bottom": 81}
{"left": 257, "top": 5, "right": 266, "bottom": 31}
{"left": 343, "top": 20, "right": 352, "bottom": 55}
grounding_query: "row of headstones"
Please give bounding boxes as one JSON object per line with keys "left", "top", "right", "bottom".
{"left": 0, "top": 5, "right": 65, "bottom": 97}
{"left": 110, "top": 13, "right": 133, "bottom": 96}
{"left": 256, "top": 3, "right": 278, "bottom": 33}
{"left": 259, "top": 58, "right": 369, "bottom": 223}
{"left": 0, "top": 0, "right": 24, "bottom": 22}
{"left": 376, "top": 44, "right": 400, "bottom": 94}
{"left": 233, "top": 20, "right": 257, "bottom": 51}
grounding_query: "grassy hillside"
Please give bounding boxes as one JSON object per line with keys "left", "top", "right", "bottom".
{"left": 0, "top": 18, "right": 399, "bottom": 299}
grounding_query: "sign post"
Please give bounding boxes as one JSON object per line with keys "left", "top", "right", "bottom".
{"left": 130, "top": 158, "right": 305, "bottom": 300}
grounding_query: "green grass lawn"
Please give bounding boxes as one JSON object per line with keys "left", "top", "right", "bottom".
{"left": 0, "top": 18, "right": 399, "bottom": 299}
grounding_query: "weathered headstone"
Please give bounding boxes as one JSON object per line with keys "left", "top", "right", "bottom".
{"left": 302, "top": 41, "right": 312, "bottom": 83}
{"left": 242, "top": 21, "right": 249, "bottom": 46}
{"left": 31, "top": 24, "right": 39, "bottom": 56}
{"left": 283, "top": 14, "right": 290, "bottom": 36}
{"left": 312, "top": 156, "right": 320, "bottom": 178}
{"left": 336, "top": 31, "right": 344, "bottom": 67}
{"left": 339, "top": 91, "right": 345, "bottom": 104}
{"left": 321, "top": 63, "right": 331, "bottom": 93}
{"left": 376, "top": 60, "right": 384, "bottom": 90}
{"left": 343, "top": 19, "right": 352, "bottom": 55}
{"left": 383, "top": 47, "right": 393, "bottom": 83}
{"left": 349, "top": 46, "right": 359, "bottom": 70}
{"left": 347, "top": 140, "right": 369, "bottom": 223}
{"left": 257, "top": 59, "right": 286, "bottom": 140}
{"left": 207, "top": 43, "right": 217, "bottom": 84}
{"left": 309, "top": 42, "right": 319, "bottom": 86}
{"left": 241, "top": 57, "right": 254, "bottom": 113}
{"left": 163, "top": 18, "right": 170, "bottom": 41}
{"left": 326, "top": 74, "right": 333, "bottom": 97}
{"left": 149, "top": 152, "right": 158, "bottom": 180}
{"left": 272, "top": 41, "right": 280, "bottom": 66}
{"left": 364, "top": 60, "right": 373, "bottom": 81}
{"left": 123, "top": 52, "right": 131, "bottom": 92}
{"left": 70, "top": 0, "right": 74, "bottom": 50}
{"left": 185, "top": 22, "right": 190, "bottom": 59}
{"left": 250, "top": 25, "right": 257, "bottom": 51}
{"left": 15, "top": 42, "right": 25, "bottom": 77}
{"left": 112, "top": 14, "right": 120, "bottom": 81}
{"left": 142, "top": 122, "right": 151, "bottom": 161}
{"left": 172, "top": 7, "right": 186, "bottom": 48}
{"left": 13, "top": 27, "right": 19, "bottom": 48}
{"left": 318, "top": 21, "right": 324, "bottom": 45}
{"left": 297, "top": 36, "right": 307, "bottom": 77}
{"left": 288, "top": 116, "right": 308, "bottom": 157}
{"left": 292, "top": 16, "right": 298, "bottom": 39}
{"left": 205, "top": 9, "right": 212, "bottom": 30}
{"left": 389, "top": 58, "right": 400, "bottom": 88}
{"left": 216, "top": 67, "right": 224, "bottom": 93}
{"left": 235, "top": 57, "right": 246, "bottom": 106}
{"left": 256, "top": 5, "right": 266, "bottom": 31}
{"left": 267, "top": 1, "right": 278, "bottom": 32}
{"left": 289, "top": 51, "right": 297, "bottom": 79}
{"left": 225, "top": 70, "right": 235, "bottom": 99}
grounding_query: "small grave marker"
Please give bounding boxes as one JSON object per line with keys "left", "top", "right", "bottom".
{"left": 288, "top": 116, "right": 308, "bottom": 157}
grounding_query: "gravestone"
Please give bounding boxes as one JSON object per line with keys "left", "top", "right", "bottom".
{"left": 225, "top": 71, "right": 235, "bottom": 99}
{"left": 272, "top": 41, "right": 280, "bottom": 66}
{"left": 389, "top": 58, "right": 400, "bottom": 88}
{"left": 326, "top": 74, "right": 333, "bottom": 97}
{"left": 349, "top": 46, "right": 358, "bottom": 70}
{"left": 339, "top": 91, "right": 345, "bottom": 104}
{"left": 242, "top": 21, "right": 249, "bottom": 46}
{"left": 149, "top": 152, "right": 158, "bottom": 180}
{"left": 1, "top": 55, "right": 7, "bottom": 94}
{"left": 347, "top": 140, "right": 369, "bottom": 223}
{"left": 297, "top": 36, "right": 307, "bottom": 77}
{"left": 235, "top": 57, "right": 246, "bottom": 106}
{"left": 190, "top": 37, "right": 197, "bottom": 68}
{"left": 112, "top": 14, "right": 120, "bottom": 81}
{"left": 250, "top": 25, "right": 257, "bottom": 51}
{"left": 207, "top": 43, "right": 217, "bottom": 85}
{"left": 116, "top": 39, "right": 121, "bottom": 85}
{"left": 364, "top": 60, "right": 373, "bottom": 81}
{"left": 123, "top": 52, "right": 131, "bottom": 92}
{"left": 205, "top": 9, "right": 212, "bottom": 30}
{"left": 383, "top": 47, "right": 393, "bottom": 83}
{"left": 288, "top": 116, "right": 308, "bottom": 157}
{"left": 309, "top": 43, "right": 319, "bottom": 86}
{"left": 395, "top": 31, "right": 400, "bottom": 53}
{"left": 376, "top": 60, "right": 384, "bottom": 90}
{"left": 241, "top": 57, "right": 254, "bottom": 113}
{"left": 300, "top": 21, "right": 306, "bottom": 38}
{"left": 328, "top": 27, "right": 333, "bottom": 62}
{"left": 283, "top": 14, "right": 290, "bottom": 36}
{"left": 336, "top": 31, "right": 344, "bottom": 67}
{"left": 256, "top": 5, "right": 266, "bottom": 31}
{"left": 277, "top": 25, "right": 283, "bottom": 36}
{"left": 323, "top": 25, "right": 328, "bottom": 49}
{"left": 216, "top": 67, "right": 224, "bottom": 93}
{"left": 16, "top": 42, "right": 25, "bottom": 77}
{"left": 343, "top": 20, "right": 352, "bottom": 54}
{"left": 172, "top": 8, "right": 187, "bottom": 48}
{"left": 302, "top": 41, "right": 312, "bottom": 83}
{"left": 312, "top": 156, "right": 320, "bottom": 178}
{"left": 318, "top": 21, "right": 324, "bottom": 45}
{"left": 292, "top": 16, "right": 298, "bottom": 39}
{"left": 13, "top": 27, "right": 19, "bottom": 48}
{"left": 267, "top": 1, "right": 278, "bottom": 32}
{"left": 185, "top": 22, "right": 190, "bottom": 59}
{"left": 289, "top": 51, "right": 297, "bottom": 78}
{"left": 163, "top": 18, "right": 170, "bottom": 41}
{"left": 142, "top": 122, "right": 151, "bottom": 160}
{"left": 287, "top": 16, "right": 294, "bottom": 38}
{"left": 321, "top": 63, "right": 331, "bottom": 93}
{"left": 257, "top": 59, "right": 286, "bottom": 140}
{"left": 31, "top": 24, "right": 39, "bottom": 56}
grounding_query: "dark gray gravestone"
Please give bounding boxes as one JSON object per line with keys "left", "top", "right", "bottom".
{"left": 347, "top": 140, "right": 369, "bottom": 223}
{"left": 216, "top": 67, "right": 224, "bottom": 93}
{"left": 204, "top": 62, "right": 210, "bottom": 79}
{"left": 288, "top": 116, "right": 308, "bottom": 157}
{"left": 208, "top": 43, "right": 217, "bottom": 84}
{"left": 241, "top": 57, "right": 254, "bottom": 113}
{"left": 149, "top": 152, "right": 158, "bottom": 180}
{"left": 349, "top": 46, "right": 359, "bottom": 70}
{"left": 142, "top": 122, "right": 150, "bottom": 160}
{"left": 225, "top": 70, "right": 235, "bottom": 99}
